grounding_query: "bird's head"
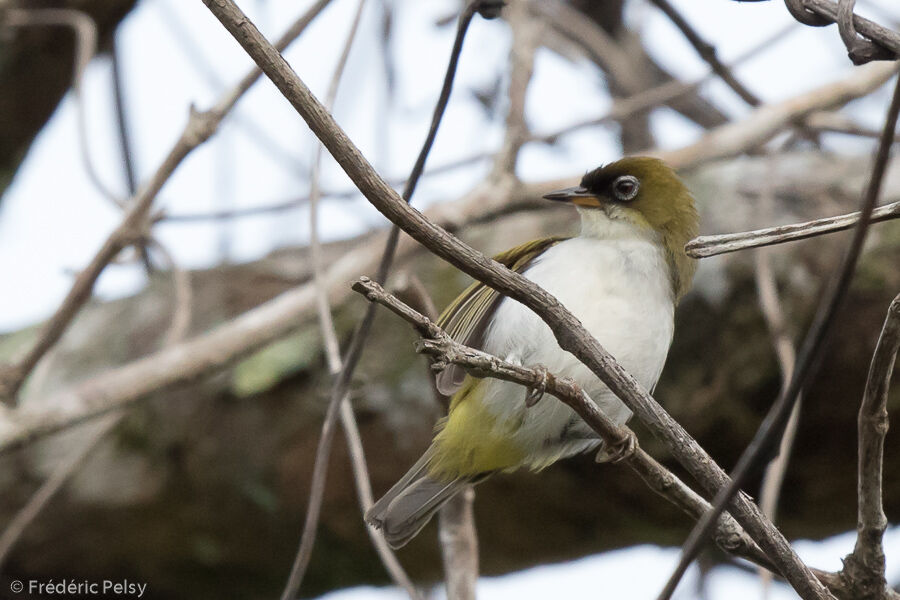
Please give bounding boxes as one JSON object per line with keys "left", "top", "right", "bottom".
{"left": 543, "top": 156, "right": 699, "bottom": 300}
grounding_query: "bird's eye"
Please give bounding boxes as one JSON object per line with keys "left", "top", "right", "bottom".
{"left": 612, "top": 175, "right": 640, "bottom": 201}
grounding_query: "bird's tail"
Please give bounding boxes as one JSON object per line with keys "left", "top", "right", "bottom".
{"left": 366, "top": 446, "right": 474, "bottom": 549}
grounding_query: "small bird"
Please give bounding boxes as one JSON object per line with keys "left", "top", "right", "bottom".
{"left": 366, "top": 156, "right": 699, "bottom": 548}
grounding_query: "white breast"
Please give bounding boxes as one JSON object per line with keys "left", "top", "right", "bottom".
{"left": 478, "top": 233, "right": 675, "bottom": 467}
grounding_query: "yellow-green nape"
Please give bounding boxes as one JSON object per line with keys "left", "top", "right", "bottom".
{"left": 583, "top": 156, "right": 699, "bottom": 301}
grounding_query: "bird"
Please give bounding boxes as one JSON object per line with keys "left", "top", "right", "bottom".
{"left": 365, "top": 156, "right": 699, "bottom": 548}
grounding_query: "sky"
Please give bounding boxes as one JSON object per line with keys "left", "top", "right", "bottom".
{"left": 2, "top": 0, "right": 897, "bottom": 332}
{"left": 1, "top": 1, "right": 899, "bottom": 597}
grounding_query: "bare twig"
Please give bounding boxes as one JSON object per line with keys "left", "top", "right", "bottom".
{"left": 438, "top": 487, "right": 479, "bottom": 600}
{"left": 530, "top": 0, "right": 728, "bottom": 131}
{"left": 393, "top": 274, "right": 478, "bottom": 600}
{"left": 279, "top": 2, "right": 419, "bottom": 597}
{"left": 753, "top": 173, "right": 802, "bottom": 596}
{"left": 659, "top": 74, "right": 900, "bottom": 600}
{"left": 154, "top": 0, "right": 305, "bottom": 173}
{"left": 686, "top": 200, "right": 900, "bottom": 258}
{"left": 280, "top": 0, "right": 489, "bottom": 596}
{"left": 648, "top": 0, "right": 761, "bottom": 106}
{"left": 200, "top": 2, "right": 836, "bottom": 596}
{"left": 0, "top": 166, "right": 533, "bottom": 454}
{"left": 837, "top": 0, "right": 897, "bottom": 64}
{"left": 490, "top": 0, "right": 538, "bottom": 178}
{"left": 148, "top": 239, "right": 193, "bottom": 347}
{"left": 3, "top": 8, "right": 121, "bottom": 206}
{"left": 842, "top": 293, "right": 900, "bottom": 599}
{"left": 805, "top": 111, "right": 900, "bottom": 140}
{"left": 0, "top": 0, "right": 334, "bottom": 404}
{"left": 111, "top": 33, "right": 155, "bottom": 275}
{"left": 352, "top": 277, "right": 774, "bottom": 572}
{"left": 657, "top": 61, "right": 898, "bottom": 170}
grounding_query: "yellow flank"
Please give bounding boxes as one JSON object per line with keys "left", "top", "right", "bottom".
{"left": 428, "top": 378, "right": 525, "bottom": 479}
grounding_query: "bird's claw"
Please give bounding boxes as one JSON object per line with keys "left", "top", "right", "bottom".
{"left": 525, "top": 366, "right": 550, "bottom": 407}
{"left": 595, "top": 430, "right": 637, "bottom": 464}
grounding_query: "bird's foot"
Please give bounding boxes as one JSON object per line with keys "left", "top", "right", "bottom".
{"left": 524, "top": 365, "right": 550, "bottom": 407}
{"left": 595, "top": 429, "right": 637, "bottom": 464}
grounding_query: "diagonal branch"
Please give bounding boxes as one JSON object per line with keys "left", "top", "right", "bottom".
{"left": 659, "top": 73, "right": 900, "bottom": 600}
{"left": 648, "top": 0, "right": 761, "bottom": 106}
{"left": 0, "top": 0, "right": 335, "bottom": 404}
{"left": 200, "top": 2, "right": 833, "bottom": 596}
{"left": 279, "top": 1, "right": 418, "bottom": 597}
{"left": 352, "top": 276, "right": 775, "bottom": 572}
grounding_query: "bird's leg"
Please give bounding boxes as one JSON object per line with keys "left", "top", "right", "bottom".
{"left": 524, "top": 365, "right": 550, "bottom": 407}
{"left": 595, "top": 429, "right": 637, "bottom": 464}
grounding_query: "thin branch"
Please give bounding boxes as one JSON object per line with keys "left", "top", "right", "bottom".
{"left": 489, "top": 0, "right": 538, "bottom": 179}
{"left": 0, "top": 414, "right": 118, "bottom": 572}
{"left": 659, "top": 74, "right": 900, "bottom": 600}
{"left": 111, "top": 34, "right": 155, "bottom": 275}
{"left": 393, "top": 275, "right": 477, "bottom": 600}
{"left": 842, "top": 293, "right": 900, "bottom": 599}
{"left": 685, "top": 200, "right": 900, "bottom": 258}
{"left": 0, "top": 0, "right": 334, "bottom": 404}
{"left": 148, "top": 238, "right": 193, "bottom": 347}
{"left": 154, "top": 0, "right": 305, "bottom": 173}
{"left": 438, "top": 487, "right": 478, "bottom": 600}
{"left": 657, "top": 61, "right": 898, "bottom": 170}
{"left": 530, "top": 0, "right": 729, "bottom": 131}
{"left": 279, "top": 1, "right": 419, "bottom": 597}
{"left": 352, "top": 277, "right": 775, "bottom": 572}
{"left": 3, "top": 8, "right": 122, "bottom": 207}
{"left": 753, "top": 170, "right": 802, "bottom": 596}
{"left": 201, "top": 4, "right": 833, "bottom": 595}
{"left": 0, "top": 166, "right": 525, "bottom": 454}
{"left": 281, "top": 0, "right": 490, "bottom": 596}
{"left": 805, "top": 111, "right": 900, "bottom": 140}
{"left": 648, "top": 0, "right": 761, "bottom": 106}
{"left": 0, "top": 238, "right": 193, "bottom": 574}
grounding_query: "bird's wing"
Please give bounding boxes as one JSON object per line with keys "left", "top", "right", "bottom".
{"left": 435, "top": 236, "right": 568, "bottom": 395}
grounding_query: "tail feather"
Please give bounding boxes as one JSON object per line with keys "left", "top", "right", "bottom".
{"left": 366, "top": 447, "right": 473, "bottom": 548}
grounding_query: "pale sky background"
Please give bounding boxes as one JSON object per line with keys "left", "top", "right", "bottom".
{"left": 1, "top": 0, "right": 898, "bottom": 597}
{"left": 2, "top": 0, "right": 897, "bottom": 332}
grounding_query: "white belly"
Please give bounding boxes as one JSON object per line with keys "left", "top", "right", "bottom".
{"left": 479, "top": 235, "right": 675, "bottom": 468}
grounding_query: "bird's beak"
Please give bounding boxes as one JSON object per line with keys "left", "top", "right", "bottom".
{"left": 542, "top": 186, "right": 603, "bottom": 208}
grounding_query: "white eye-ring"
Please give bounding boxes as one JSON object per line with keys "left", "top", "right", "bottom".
{"left": 612, "top": 175, "right": 640, "bottom": 201}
